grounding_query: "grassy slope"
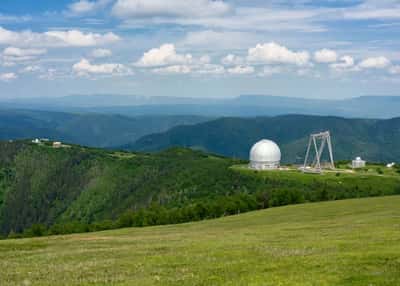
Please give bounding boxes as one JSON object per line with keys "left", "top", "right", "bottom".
{"left": 1, "top": 196, "right": 399, "bottom": 286}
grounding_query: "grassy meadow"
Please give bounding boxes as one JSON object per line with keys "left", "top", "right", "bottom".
{"left": 1, "top": 195, "right": 400, "bottom": 285}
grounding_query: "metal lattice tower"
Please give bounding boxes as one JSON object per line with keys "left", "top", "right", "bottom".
{"left": 303, "top": 131, "right": 335, "bottom": 173}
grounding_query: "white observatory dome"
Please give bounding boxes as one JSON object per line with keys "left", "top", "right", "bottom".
{"left": 249, "top": 139, "right": 281, "bottom": 170}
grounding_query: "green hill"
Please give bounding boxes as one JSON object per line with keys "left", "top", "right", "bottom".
{"left": 1, "top": 196, "right": 399, "bottom": 285}
{"left": 1, "top": 140, "right": 399, "bottom": 238}
{"left": 129, "top": 115, "right": 400, "bottom": 163}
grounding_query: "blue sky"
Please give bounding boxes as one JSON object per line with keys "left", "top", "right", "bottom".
{"left": 0, "top": 0, "right": 399, "bottom": 99}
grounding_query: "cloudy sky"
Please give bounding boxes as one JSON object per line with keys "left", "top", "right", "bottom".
{"left": 0, "top": 0, "right": 399, "bottom": 99}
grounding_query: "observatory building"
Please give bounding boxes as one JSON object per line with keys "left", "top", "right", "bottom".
{"left": 387, "top": 162, "right": 396, "bottom": 168}
{"left": 249, "top": 139, "right": 281, "bottom": 170}
{"left": 352, "top": 157, "right": 366, "bottom": 169}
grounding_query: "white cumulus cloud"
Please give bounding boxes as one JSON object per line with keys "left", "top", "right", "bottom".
{"left": 2, "top": 47, "right": 47, "bottom": 63}
{"left": 3, "top": 47, "right": 46, "bottom": 57}
{"left": 73, "top": 58, "right": 130, "bottom": 76}
{"left": 221, "top": 54, "right": 244, "bottom": 66}
{"left": 314, "top": 49, "right": 337, "bottom": 63}
{"left": 330, "top": 55, "right": 355, "bottom": 71}
{"left": 0, "top": 72, "right": 17, "bottom": 81}
{"left": 199, "top": 55, "right": 211, "bottom": 64}
{"left": 112, "top": 0, "right": 231, "bottom": 18}
{"left": 358, "top": 56, "right": 391, "bottom": 69}
{"left": 0, "top": 26, "right": 120, "bottom": 47}
{"left": 247, "top": 42, "right": 310, "bottom": 66}
{"left": 135, "top": 44, "right": 193, "bottom": 67}
{"left": 45, "top": 30, "right": 119, "bottom": 47}
{"left": 137, "top": 43, "right": 225, "bottom": 75}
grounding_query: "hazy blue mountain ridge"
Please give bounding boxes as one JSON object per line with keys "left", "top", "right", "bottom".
{"left": 1, "top": 94, "right": 400, "bottom": 118}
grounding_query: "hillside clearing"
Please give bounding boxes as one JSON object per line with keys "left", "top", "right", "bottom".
{"left": 1, "top": 196, "right": 400, "bottom": 285}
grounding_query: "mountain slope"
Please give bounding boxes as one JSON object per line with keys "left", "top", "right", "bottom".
{"left": 1, "top": 140, "right": 399, "bottom": 237}
{"left": 130, "top": 115, "right": 400, "bottom": 163}
{"left": 0, "top": 141, "right": 240, "bottom": 235}
{"left": 0, "top": 109, "right": 209, "bottom": 147}
{"left": 1, "top": 196, "right": 399, "bottom": 285}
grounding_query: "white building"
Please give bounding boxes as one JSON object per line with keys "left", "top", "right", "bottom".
{"left": 53, "top": 141, "right": 62, "bottom": 148}
{"left": 387, "top": 162, "right": 396, "bottom": 168}
{"left": 249, "top": 139, "right": 281, "bottom": 170}
{"left": 352, "top": 157, "right": 366, "bottom": 168}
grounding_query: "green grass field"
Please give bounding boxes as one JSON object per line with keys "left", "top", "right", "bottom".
{"left": 1, "top": 196, "right": 400, "bottom": 286}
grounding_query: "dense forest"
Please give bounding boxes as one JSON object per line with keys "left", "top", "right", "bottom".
{"left": 129, "top": 115, "right": 400, "bottom": 163}
{"left": 0, "top": 140, "right": 399, "bottom": 239}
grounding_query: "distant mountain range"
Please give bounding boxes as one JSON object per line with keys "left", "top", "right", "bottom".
{"left": 127, "top": 115, "right": 400, "bottom": 164}
{"left": 1, "top": 94, "right": 400, "bottom": 118}
{"left": 0, "top": 109, "right": 209, "bottom": 148}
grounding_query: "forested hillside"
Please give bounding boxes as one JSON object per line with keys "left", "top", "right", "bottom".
{"left": 130, "top": 115, "right": 400, "bottom": 163}
{"left": 0, "top": 109, "right": 209, "bottom": 147}
{"left": 0, "top": 140, "right": 252, "bottom": 236}
{"left": 1, "top": 140, "right": 399, "bottom": 238}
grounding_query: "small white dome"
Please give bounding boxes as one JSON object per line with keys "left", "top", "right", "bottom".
{"left": 249, "top": 139, "right": 281, "bottom": 170}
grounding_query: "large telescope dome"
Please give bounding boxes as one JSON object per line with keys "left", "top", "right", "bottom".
{"left": 249, "top": 139, "right": 281, "bottom": 170}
